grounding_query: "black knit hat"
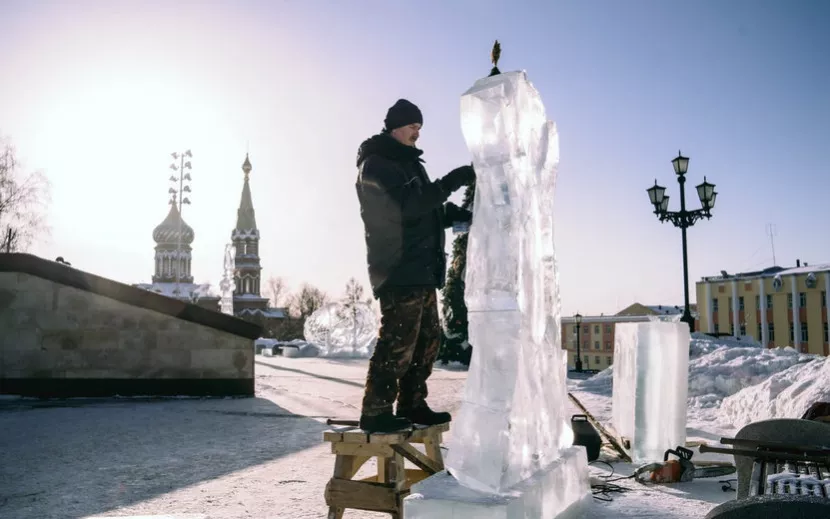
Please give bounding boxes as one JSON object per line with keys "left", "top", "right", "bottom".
{"left": 384, "top": 99, "right": 423, "bottom": 131}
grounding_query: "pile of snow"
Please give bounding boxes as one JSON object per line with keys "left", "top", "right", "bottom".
{"left": 720, "top": 356, "right": 830, "bottom": 428}
{"left": 573, "top": 333, "right": 830, "bottom": 428}
{"left": 687, "top": 335, "right": 814, "bottom": 409}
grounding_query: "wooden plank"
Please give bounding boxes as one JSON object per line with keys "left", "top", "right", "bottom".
{"left": 332, "top": 442, "right": 394, "bottom": 458}
{"left": 393, "top": 452, "right": 407, "bottom": 491}
{"left": 378, "top": 456, "right": 389, "bottom": 483}
{"left": 325, "top": 478, "right": 400, "bottom": 513}
{"left": 422, "top": 435, "right": 444, "bottom": 470}
{"left": 323, "top": 431, "right": 344, "bottom": 443}
{"left": 361, "top": 468, "right": 430, "bottom": 486}
{"left": 331, "top": 454, "right": 369, "bottom": 481}
{"left": 368, "top": 430, "right": 412, "bottom": 445}
{"left": 391, "top": 443, "right": 442, "bottom": 475}
{"left": 409, "top": 423, "right": 450, "bottom": 442}
{"left": 568, "top": 392, "right": 632, "bottom": 462}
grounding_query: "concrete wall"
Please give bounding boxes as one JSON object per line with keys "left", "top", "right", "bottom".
{"left": 0, "top": 254, "right": 262, "bottom": 397}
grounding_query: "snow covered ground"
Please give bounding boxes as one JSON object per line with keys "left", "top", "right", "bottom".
{"left": 1, "top": 334, "right": 828, "bottom": 518}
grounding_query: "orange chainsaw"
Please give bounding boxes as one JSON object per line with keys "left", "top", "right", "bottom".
{"left": 633, "top": 446, "right": 735, "bottom": 484}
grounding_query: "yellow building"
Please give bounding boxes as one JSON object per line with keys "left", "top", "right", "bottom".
{"left": 695, "top": 261, "right": 830, "bottom": 356}
{"left": 560, "top": 303, "right": 693, "bottom": 370}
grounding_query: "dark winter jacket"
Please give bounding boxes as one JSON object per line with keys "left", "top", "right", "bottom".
{"left": 355, "top": 132, "right": 471, "bottom": 296}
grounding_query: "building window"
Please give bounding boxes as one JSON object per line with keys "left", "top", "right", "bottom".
{"left": 755, "top": 295, "right": 760, "bottom": 310}
{"left": 604, "top": 324, "right": 612, "bottom": 333}
{"left": 604, "top": 342, "right": 611, "bottom": 350}
{"left": 799, "top": 292, "right": 806, "bottom": 308}
{"left": 789, "top": 323, "right": 794, "bottom": 342}
{"left": 768, "top": 322, "right": 775, "bottom": 342}
{"left": 757, "top": 322, "right": 762, "bottom": 339}
{"left": 595, "top": 355, "right": 601, "bottom": 365}
{"left": 594, "top": 325, "right": 600, "bottom": 334}
{"left": 607, "top": 356, "right": 613, "bottom": 365}
{"left": 788, "top": 294, "right": 793, "bottom": 309}
{"left": 739, "top": 296, "right": 745, "bottom": 311}
{"left": 729, "top": 297, "right": 733, "bottom": 310}
{"left": 824, "top": 322, "right": 828, "bottom": 343}
{"left": 823, "top": 291, "right": 827, "bottom": 308}
{"left": 714, "top": 323, "right": 720, "bottom": 334}
{"left": 801, "top": 325, "right": 808, "bottom": 342}
{"left": 730, "top": 323, "right": 735, "bottom": 335}
{"left": 766, "top": 294, "right": 773, "bottom": 308}
{"left": 712, "top": 298, "right": 719, "bottom": 311}
{"left": 739, "top": 324, "right": 746, "bottom": 336}
{"left": 594, "top": 341, "right": 600, "bottom": 350}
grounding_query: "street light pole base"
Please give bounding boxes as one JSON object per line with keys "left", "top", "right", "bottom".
{"left": 680, "top": 312, "right": 695, "bottom": 333}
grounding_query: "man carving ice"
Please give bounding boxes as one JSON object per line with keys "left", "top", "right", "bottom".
{"left": 355, "top": 98, "right": 475, "bottom": 433}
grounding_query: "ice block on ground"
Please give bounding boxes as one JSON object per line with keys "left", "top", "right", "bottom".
{"left": 444, "top": 69, "right": 572, "bottom": 495}
{"left": 404, "top": 446, "right": 592, "bottom": 519}
{"left": 612, "top": 321, "right": 690, "bottom": 462}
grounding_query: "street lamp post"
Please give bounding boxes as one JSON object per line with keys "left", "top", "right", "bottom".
{"left": 169, "top": 150, "right": 193, "bottom": 297}
{"left": 574, "top": 312, "right": 584, "bottom": 372}
{"left": 646, "top": 151, "right": 718, "bottom": 332}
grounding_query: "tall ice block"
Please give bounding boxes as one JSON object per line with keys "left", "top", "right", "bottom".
{"left": 612, "top": 321, "right": 690, "bottom": 462}
{"left": 442, "top": 69, "right": 573, "bottom": 496}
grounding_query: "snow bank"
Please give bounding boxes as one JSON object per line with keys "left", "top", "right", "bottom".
{"left": 687, "top": 342, "right": 812, "bottom": 407}
{"left": 573, "top": 333, "right": 826, "bottom": 428}
{"left": 719, "top": 356, "right": 830, "bottom": 429}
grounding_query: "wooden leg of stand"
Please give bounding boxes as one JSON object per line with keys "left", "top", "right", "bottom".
{"left": 327, "top": 454, "right": 365, "bottom": 519}
{"left": 423, "top": 431, "right": 444, "bottom": 470}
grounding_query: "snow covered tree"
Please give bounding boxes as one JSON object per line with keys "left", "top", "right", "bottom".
{"left": 438, "top": 182, "right": 475, "bottom": 365}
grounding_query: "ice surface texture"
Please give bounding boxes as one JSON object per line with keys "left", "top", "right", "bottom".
{"left": 445, "top": 70, "right": 572, "bottom": 494}
{"left": 303, "top": 302, "right": 377, "bottom": 358}
{"left": 612, "top": 322, "right": 690, "bottom": 463}
{"left": 405, "top": 446, "right": 591, "bottom": 519}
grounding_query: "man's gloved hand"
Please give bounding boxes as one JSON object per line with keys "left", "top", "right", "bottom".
{"left": 439, "top": 164, "right": 476, "bottom": 193}
{"left": 445, "top": 202, "right": 472, "bottom": 224}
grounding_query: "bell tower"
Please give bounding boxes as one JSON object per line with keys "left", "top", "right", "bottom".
{"left": 231, "top": 154, "right": 269, "bottom": 315}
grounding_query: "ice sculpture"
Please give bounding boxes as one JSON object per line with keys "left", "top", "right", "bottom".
{"left": 444, "top": 68, "right": 572, "bottom": 494}
{"left": 405, "top": 66, "right": 590, "bottom": 519}
{"left": 219, "top": 244, "right": 236, "bottom": 315}
{"left": 612, "top": 321, "right": 690, "bottom": 463}
{"left": 303, "top": 301, "right": 378, "bottom": 357}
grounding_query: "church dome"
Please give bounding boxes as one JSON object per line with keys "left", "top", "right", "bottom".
{"left": 153, "top": 204, "right": 195, "bottom": 245}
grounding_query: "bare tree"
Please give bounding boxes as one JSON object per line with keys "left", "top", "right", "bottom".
{"left": 0, "top": 137, "right": 50, "bottom": 253}
{"left": 266, "top": 276, "right": 288, "bottom": 308}
{"left": 288, "top": 283, "right": 328, "bottom": 319}
{"left": 342, "top": 277, "right": 370, "bottom": 306}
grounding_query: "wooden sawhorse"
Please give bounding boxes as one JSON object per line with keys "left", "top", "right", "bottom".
{"left": 323, "top": 421, "right": 449, "bottom": 518}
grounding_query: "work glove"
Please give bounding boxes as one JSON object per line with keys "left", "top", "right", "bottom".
{"left": 439, "top": 164, "right": 476, "bottom": 193}
{"left": 445, "top": 202, "right": 472, "bottom": 224}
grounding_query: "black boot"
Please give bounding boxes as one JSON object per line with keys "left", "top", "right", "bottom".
{"left": 397, "top": 404, "right": 452, "bottom": 426}
{"left": 359, "top": 412, "right": 412, "bottom": 433}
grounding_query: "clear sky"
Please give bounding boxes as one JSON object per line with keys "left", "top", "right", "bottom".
{"left": 1, "top": 0, "right": 828, "bottom": 316}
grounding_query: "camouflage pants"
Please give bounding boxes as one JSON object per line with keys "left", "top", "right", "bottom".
{"left": 361, "top": 287, "right": 441, "bottom": 416}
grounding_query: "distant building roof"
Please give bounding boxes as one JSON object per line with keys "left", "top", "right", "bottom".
{"left": 699, "top": 263, "right": 830, "bottom": 283}
{"left": 615, "top": 302, "right": 697, "bottom": 317}
{"left": 562, "top": 315, "right": 653, "bottom": 324}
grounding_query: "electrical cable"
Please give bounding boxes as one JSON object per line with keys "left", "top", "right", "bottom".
{"left": 588, "top": 460, "right": 635, "bottom": 502}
